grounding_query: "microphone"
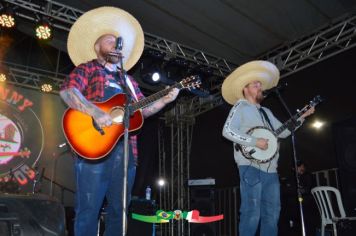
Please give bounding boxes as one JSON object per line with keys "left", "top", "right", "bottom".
{"left": 262, "top": 82, "right": 288, "bottom": 97}
{"left": 116, "top": 36, "right": 123, "bottom": 51}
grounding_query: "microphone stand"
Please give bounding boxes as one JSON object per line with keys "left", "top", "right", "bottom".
{"left": 32, "top": 166, "right": 40, "bottom": 194}
{"left": 50, "top": 143, "right": 68, "bottom": 196}
{"left": 32, "top": 167, "right": 45, "bottom": 194}
{"left": 273, "top": 89, "right": 306, "bottom": 236}
{"left": 116, "top": 52, "right": 132, "bottom": 236}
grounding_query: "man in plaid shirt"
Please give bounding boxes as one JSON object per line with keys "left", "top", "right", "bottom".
{"left": 61, "top": 59, "right": 144, "bottom": 161}
{"left": 60, "top": 7, "right": 179, "bottom": 236}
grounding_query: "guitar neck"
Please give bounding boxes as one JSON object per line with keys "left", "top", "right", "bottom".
{"left": 131, "top": 83, "right": 182, "bottom": 111}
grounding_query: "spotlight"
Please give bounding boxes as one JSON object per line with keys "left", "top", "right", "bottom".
{"left": 142, "top": 70, "right": 161, "bottom": 84}
{"left": 312, "top": 120, "right": 324, "bottom": 129}
{"left": 157, "top": 178, "right": 166, "bottom": 187}
{"left": 140, "top": 49, "right": 167, "bottom": 85}
{"left": 35, "top": 17, "right": 52, "bottom": 40}
{"left": 0, "top": 7, "right": 15, "bottom": 28}
{"left": 0, "top": 73, "right": 6, "bottom": 82}
{"left": 151, "top": 72, "right": 160, "bottom": 82}
{"left": 41, "top": 83, "right": 52, "bottom": 92}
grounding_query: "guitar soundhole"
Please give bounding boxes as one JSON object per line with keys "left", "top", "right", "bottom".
{"left": 110, "top": 106, "right": 125, "bottom": 124}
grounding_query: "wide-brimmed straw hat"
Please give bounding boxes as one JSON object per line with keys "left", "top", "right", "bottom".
{"left": 67, "top": 6, "right": 144, "bottom": 70}
{"left": 221, "top": 60, "right": 280, "bottom": 105}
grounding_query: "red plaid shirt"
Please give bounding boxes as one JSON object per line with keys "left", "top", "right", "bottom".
{"left": 61, "top": 59, "right": 145, "bottom": 161}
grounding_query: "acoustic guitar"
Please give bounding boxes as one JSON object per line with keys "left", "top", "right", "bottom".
{"left": 62, "top": 76, "right": 200, "bottom": 160}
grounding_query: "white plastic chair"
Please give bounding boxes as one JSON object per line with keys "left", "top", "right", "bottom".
{"left": 311, "top": 186, "right": 356, "bottom": 236}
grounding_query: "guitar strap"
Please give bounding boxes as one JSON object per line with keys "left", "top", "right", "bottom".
{"left": 124, "top": 75, "right": 139, "bottom": 101}
{"left": 116, "top": 71, "right": 138, "bottom": 102}
{"left": 258, "top": 108, "right": 275, "bottom": 131}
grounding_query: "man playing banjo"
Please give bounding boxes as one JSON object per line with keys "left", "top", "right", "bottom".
{"left": 221, "top": 60, "right": 314, "bottom": 236}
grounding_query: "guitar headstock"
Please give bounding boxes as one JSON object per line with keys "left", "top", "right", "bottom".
{"left": 179, "top": 75, "right": 202, "bottom": 90}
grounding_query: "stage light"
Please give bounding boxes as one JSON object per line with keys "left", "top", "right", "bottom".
{"left": 40, "top": 83, "right": 52, "bottom": 93}
{"left": 0, "top": 73, "right": 7, "bottom": 82}
{"left": 312, "top": 120, "right": 324, "bottom": 129}
{"left": 151, "top": 72, "right": 160, "bottom": 82}
{"left": 0, "top": 7, "right": 15, "bottom": 28}
{"left": 140, "top": 49, "right": 169, "bottom": 86}
{"left": 35, "top": 17, "right": 52, "bottom": 40}
{"left": 142, "top": 70, "right": 162, "bottom": 84}
{"left": 157, "top": 178, "right": 166, "bottom": 187}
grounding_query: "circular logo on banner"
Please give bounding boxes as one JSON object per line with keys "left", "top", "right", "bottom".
{"left": 0, "top": 88, "right": 44, "bottom": 188}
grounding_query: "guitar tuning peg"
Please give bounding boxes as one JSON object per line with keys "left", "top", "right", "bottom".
{"left": 296, "top": 109, "right": 300, "bottom": 112}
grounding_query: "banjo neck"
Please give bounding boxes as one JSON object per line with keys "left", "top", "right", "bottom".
{"left": 274, "top": 95, "right": 322, "bottom": 136}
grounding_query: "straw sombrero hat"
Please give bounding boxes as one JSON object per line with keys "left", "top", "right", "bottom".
{"left": 221, "top": 60, "right": 280, "bottom": 105}
{"left": 67, "top": 6, "right": 144, "bottom": 70}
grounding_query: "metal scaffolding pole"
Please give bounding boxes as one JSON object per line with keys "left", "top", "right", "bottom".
{"left": 157, "top": 102, "right": 194, "bottom": 236}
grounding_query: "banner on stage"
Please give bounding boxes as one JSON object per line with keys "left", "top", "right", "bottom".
{"left": 0, "top": 85, "right": 43, "bottom": 187}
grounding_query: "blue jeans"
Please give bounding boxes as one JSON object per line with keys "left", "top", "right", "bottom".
{"left": 238, "top": 165, "right": 281, "bottom": 236}
{"left": 74, "top": 141, "right": 136, "bottom": 236}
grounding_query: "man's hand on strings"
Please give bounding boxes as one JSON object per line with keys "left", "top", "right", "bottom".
{"left": 301, "top": 106, "right": 315, "bottom": 119}
{"left": 92, "top": 108, "right": 112, "bottom": 128}
{"left": 162, "top": 88, "right": 179, "bottom": 104}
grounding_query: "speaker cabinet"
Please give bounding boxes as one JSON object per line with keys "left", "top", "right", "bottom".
{"left": 333, "top": 117, "right": 356, "bottom": 216}
{"left": 190, "top": 186, "right": 217, "bottom": 236}
{"left": 0, "top": 193, "right": 66, "bottom": 236}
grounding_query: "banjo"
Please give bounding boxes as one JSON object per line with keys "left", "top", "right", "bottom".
{"left": 235, "top": 95, "right": 322, "bottom": 163}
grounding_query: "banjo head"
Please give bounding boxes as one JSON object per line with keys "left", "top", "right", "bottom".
{"left": 243, "top": 126, "right": 279, "bottom": 163}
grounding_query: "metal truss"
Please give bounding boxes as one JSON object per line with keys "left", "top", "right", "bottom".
{"left": 260, "top": 13, "right": 356, "bottom": 79}
{"left": 2, "top": 0, "right": 237, "bottom": 77}
{"left": 0, "top": 61, "right": 65, "bottom": 93}
{"left": 143, "top": 32, "right": 236, "bottom": 76}
{"left": 174, "top": 94, "right": 225, "bottom": 119}
{"left": 1, "top": 0, "right": 80, "bottom": 31}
